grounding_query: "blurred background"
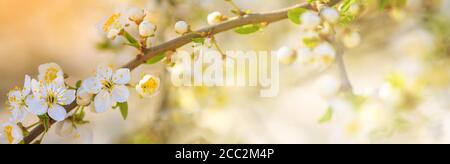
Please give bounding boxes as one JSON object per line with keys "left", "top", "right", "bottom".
{"left": 0, "top": 0, "right": 449, "bottom": 144}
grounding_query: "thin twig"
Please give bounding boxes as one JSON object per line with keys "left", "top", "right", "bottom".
{"left": 336, "top": 45, "right": 353, "bottom": 93}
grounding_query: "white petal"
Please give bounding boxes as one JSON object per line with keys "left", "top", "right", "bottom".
{"left": 0, "top": 122, "right": 23, "bottom": 144}
{"left": 31, "top": 79, "right": 41, "bottom": 96}
{"left": 7, "top": 90, "right": 22, "bottom": 107}
{"left": 25, "top": 96, "right": 48, "bottom": 116}
{"left": 38, "top": 63, "right": 64, "bottom": 83}
{"left": 94, "top": 90, "right": 113, "bottom": 113}
{"left": 55, "top": 120, "right": 75, "bottom": 138}
{"left": 96, "top": 65, "right": 114, "bottom": 81}
{"left": 81, "top": 77, "right": 102, "bottom": 94}
{"left": 10, "top": 107, "right": 27, "bottom": 123}
{"left": 38, "top": 63, "right": 62, "bottom": 76}
{"left": 76, "top": 88, "right": 93, "bottom": 106}
{"left": 22, "top": 75, "right": 31, "bottom": 95}
{"left": 112, "top": 85, "right": 129, "bottom": 103}
{"left": 48, "top": 105, "right": 67, "bottom": 122}
{"left": 74, "top": 124, "right": 94, "bottom": 144}
{"left": 58, "top": 89, "right": 76, "bottom": 105}
{"left": 113, "top": 69, "right": 131, "bottom": 85}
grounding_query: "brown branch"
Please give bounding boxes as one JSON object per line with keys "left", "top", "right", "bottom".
{"left": 336, "top": 47, "right": 353, "bottom": 92}
{"left": 22, "top": 0, "right": 342, "bottom": 144}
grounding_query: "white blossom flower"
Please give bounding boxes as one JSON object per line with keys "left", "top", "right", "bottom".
{"left": 55, "top": 120, "right": 93, "bottom": 144}
{"left": 276, "top": 46, "right": 297, "bottom": 65}
{"left": 7, "top": 75, "right": 32, "bottom": 123}
{"left": 207, "top": 11, "right": 225, "bottom": 25}
{"left": 38, "top": 63, "right": 64, "bottom": 84}
{"left": 342, "top": 31, "right": 361, "bottom": 48}
{"left": 320, "top": 7, "right": 340, "bottom": 24}
{"left": 127, "top": 8, "right": 145, "bottom": 22}
{"left": 0, "top": 122, "right": 23, "bottom": 144}
{"left": 82, "top": 66, "right": 130, "bottom": 113}
{"left": 300, "top": 11, "right": 322, "bottom": 29}
{"left": 26, "top": 78, "right": 76, "bottom": 122}
{"left": 313, "top": 42, "right": 336, "bottom": 65}
{"left": 76, "top": 87, "right": 93, "bottom": 106}
{"left": 103, "top": 13, "right": 123, "bottom": 39}
{"left": 139, "top": 20, "right": 157, "bottom": 37}
{"left": 136, "top": 75, "right": 160, "bottom": 97}
{"left": 175, "top": 21, "right": 190, "bottom": 35}
{"left": 107, "top": 29, "right": 121, "bottom": 39}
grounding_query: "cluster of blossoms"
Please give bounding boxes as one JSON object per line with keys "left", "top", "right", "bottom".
{"left": 0, "top": 8, "right": 166, "bottom": 144}
{"left": 1, "top": 63, "right": 74, "bottom": 144}
{"left": 103, "top": 8, "right": 156, "bottom": 40}
{"left": 277, "top": 4, "right": 362, "bottom": 68}
{"left": 0, "top": 61, "right": 160, "bottom": 144}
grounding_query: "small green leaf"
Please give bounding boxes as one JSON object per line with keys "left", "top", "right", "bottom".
{"left": 118, "top": 102, "right": 129, "bottom": 120}
{"left": 124, "top": 42, "right": 140, "bottom": 48}
{"left": 192, "top": 38, "right": 205, "bottom": 44}
{"left": 38, "top": 115, "right": 50, "bottom": 132}
{"left": 319, "top": 107, "right": 333, "bottom": 124}
{"left": 123, "top": 30, "right": 138, "bottom": 45}
{"left": 303, "top": 37, "right": 321, "bottom": 48}
{"left": 75, "top": 80, "right": 82, "bottom": 88}
{"left": 287, "top": 8, "right": 307, "bottom": 25}
{"left": 146, "top": 52, "right": 166, "bottom": 64}
{"left": 234, "top": 24, "right": 261, "bottom": 34}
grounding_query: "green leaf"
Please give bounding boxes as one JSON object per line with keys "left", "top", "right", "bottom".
{"left": 319, "top": 107, "right": 333, "bottom": 124}
{"left": 124, "top": 42, "right": 140, "bottom": 48}
{"left": 287, "top": 8, "right": 307, "bottom": 25}
{"left": 192, "top": 38, "right": 205, "bottom": 44}
{"left": 123, "top": 31, "right": 138, "bottom": 44}
{"left": 340, "top": 0, "right": 357, "bottom": 12}
{"left": 303, "top": 37, "right": 321, "bottom": 48}
{"left": 146, "top": 52, "right": 166, "bottom": 64}
{"left": 234, "top": 24, "right": 261, "bottom": 34}
{"left": 75, "top": 80, "right": 82, "bottom": 88}
{"left": 118, "top": 102, "right": 129, "bottom": 120}
{"left": 38, "top": 115, "right": 50, "bottom": 132}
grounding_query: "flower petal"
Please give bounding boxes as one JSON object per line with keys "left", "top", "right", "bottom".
{"left": 10, "top": 107, "right": 27, "bottom": 123}
{"left": 22, "top": 75, "right": 31, "bottom": 95}
{"left": 94, "top": 90, "right": 113, "bottom": 113}
{"left": 7, "top": 90, "right": 22, "bottom": 107}
{"left": 25, "top": 96, "right": 48, "bottom": 116}
{"left": 76, "top": 88, "right": 93, "bottom": 106}
{"left": 113, "top": 69, "right": 131, "bottom": 85}
{"left": 31, "top": 79, "right": 41, "bottom": 96}
{"left": 48, "top": 105, "right": 67, "bottom": 122}
{"left": 58, "top": 89, "right": 76, "bottom": 105}
{"left": 112, "top": 85, "right": 129, "bottom": 103}
{"left": 55, "top": 120, "right": 75, "bottom": 138}
{"left": 81, "top": 77, "right": 102, "bottom": 94}
{"left": 96, "top": 65, "right": 114, "bottom": 81}
{"left": 38, "top": 63, "right": 64, "bottom": 84}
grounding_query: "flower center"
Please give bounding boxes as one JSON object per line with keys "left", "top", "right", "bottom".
{"left": 44, "top": 68, "right": 59, "bottom": 83}
{"left": 103, "top": 13, "right": 121, "bottom": 32}
{"left": 4, "top": 126, "right": 14, "bottom": 144}
{"left": 102, "top": 80, "right": 114, "bottom": 91}
{"left": 46, "top": 93, "right": 57, "bottom": 106}
{"left": 141, "top": 78, "right": 158, "bottom": 94}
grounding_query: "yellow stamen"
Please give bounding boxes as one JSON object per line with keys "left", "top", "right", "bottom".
{"left": 141, "top": 78, "right": 158, "bottom": 95}
{"left": 4, "top": 126, "right": 14, "bottom": 144}
{"left": 44, "top": 67, "right": 59, "bottom": 83}
{"left": 102, "top": 80, "right": 114, "bottom": 91}
{"left": 103, "top": 13, "right": 121, "bottom": 32}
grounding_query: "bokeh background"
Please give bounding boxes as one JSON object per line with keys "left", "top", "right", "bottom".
{"left": 0, "top": 0, "right": 449, "bottom": 144}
